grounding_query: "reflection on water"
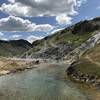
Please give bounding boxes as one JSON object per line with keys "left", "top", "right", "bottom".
{"left": 0, "top": 64, "right": 89, "bottom": 100}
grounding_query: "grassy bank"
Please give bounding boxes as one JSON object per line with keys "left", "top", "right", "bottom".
{"left": 75, "top": 43, "right": 100, "bottom": 76}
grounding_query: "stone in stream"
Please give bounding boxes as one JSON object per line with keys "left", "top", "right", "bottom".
{"left": 35, "top": 60, "right": 40, "bottom": 64}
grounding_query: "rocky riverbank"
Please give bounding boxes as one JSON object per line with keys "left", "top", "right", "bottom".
{"left": 66, "top": 62, "right": 100, "bottom": 88}
{"left": 66, "top": 31, "right": 100, "bottom": 88}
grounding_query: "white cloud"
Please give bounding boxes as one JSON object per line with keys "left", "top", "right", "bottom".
{"left": 0, "top": 16, "right": 35, "bottom": 32}
{"left": 27, "top": 35, "right": 43, "bottom": 43}
{"left": 0, "top": 16, "right": 53, "bottom": 32}
{"left": 0, "top": 32, "right": 4, "bottom": 36}
{"left": 34, "top": 24, "right": 53, "bottom": 32}
{"left": 1, "top": 38, "right": 8, "bottom": 41}
{"left": 12, "top": 34, "right": 22, "bottom": 39}
{"left": 0, "top": 32, "right": 7, "bottom": 41}
{"left": 0, "top": 3, "right": 30, "bottom": 17}
{"left": 8, "top": 0, "right": 15, "bottom": 3}
{"left": 49, "top": 28, "right": 65, "bottom": 34}
{"left": 97, "top": 6, "right": 100, "bottom": 10}
{"left": 76, "top": 0, "right": 87, "bottom": 7}
{"left": 0, "top": 0, "right": 87, "bottom": 25}
{"left": 0, "top": 0, "right": 77, "bottom": 17}
{"left": 56, "top": 14, "right": 72, "bottom": 25}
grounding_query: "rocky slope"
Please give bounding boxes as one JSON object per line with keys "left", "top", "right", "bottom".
{"left": 20, "top": 16, "right": 100, "bottom": 88}
{"left": 22, "top": 43, "right": 74, "bottom": 59}
{"left": 64, "top": 31, "right": 100, "bottom": 63}
{"left": 66, "top": 32, "right": 100, "bottom": 87}
{"left": 22, "top": 17, "right": 100, "bottom": 59}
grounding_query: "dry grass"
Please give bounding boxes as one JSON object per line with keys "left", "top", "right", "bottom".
{"left": 0, "top": 57, "right": 34, "bottom": 72}
{"left": 75, "top": 43, "right": 100, "bottom": 76}
{"left": 83, "top": 43, "right": 100, "bottom": 62}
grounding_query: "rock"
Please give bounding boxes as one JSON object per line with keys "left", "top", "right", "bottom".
{"left": 86, "top": 78, "right": 90, "bottom": 83}
{"left": 96, "top": 79, "right": 100, "bottom": 83}
{"left": 66, "top": 66, "right": 76, "bottom": 75}
{"left": 89, "top": 75, "right": 96, "bottom": 80}
{"left": 35, "top": 60, "right": 40, "bottom": 64}
{"left": 67, "top": 64, "right": 100, "bottom": 88}
{"left": 31, "top": 43, "right": 74, "bottom": 60}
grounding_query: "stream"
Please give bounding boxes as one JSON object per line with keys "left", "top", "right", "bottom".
{"left": 0, "top": 64, "right": 91, "bottom": 100}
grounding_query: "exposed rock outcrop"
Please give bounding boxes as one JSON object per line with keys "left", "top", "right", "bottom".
{"left": 64, "top": 31, "right": 100, "bottom": 63}
{"left": 66, "top": 31, "right": 100, "bottom": 88}
{"left": 23, "top": 43, "right": 74, "bottom": 60}
{"left": 22, "top": 17, "right": 100, "bottom": 60}
{"left": 66, "top": 63, "right": 100, "bottom": 88}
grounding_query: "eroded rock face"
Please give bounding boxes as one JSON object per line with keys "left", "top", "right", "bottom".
{"left": 66, "top": 32, "right": 100, "bottom": 88}
{"left": 64, "top": 32, "right": 100, "bottom": 62}
{"left": 22, "top": 16, "right": 100, "bottom": 60}
{"left": 23, "top": 31, "right": 100, "bottom": 61}
{"left": 28, "top": 43, "right": 74, "bottom": 60}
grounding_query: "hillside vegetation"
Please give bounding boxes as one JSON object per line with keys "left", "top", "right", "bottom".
{"left": 0, "top": 39, "right": 32, "bottom": 57}
{"left": 0, "top": 17, "right": 100, "bottom": 59}
{"left": 22, "top": 17, "right": 100, "bottom": 59}
{"left": 75, "top": 43, "right": 100, "bottom": 76}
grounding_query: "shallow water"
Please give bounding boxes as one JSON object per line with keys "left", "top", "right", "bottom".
{"left": 0, "top": 64, "right": 89, "bottom": 100}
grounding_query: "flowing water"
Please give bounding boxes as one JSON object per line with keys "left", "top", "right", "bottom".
{"left": 0, "top": 64, "right": 90, "bottom": 100}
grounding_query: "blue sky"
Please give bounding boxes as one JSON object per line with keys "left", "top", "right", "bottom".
{"left": 0, "top": 0, "right": 100, "bottom": 43}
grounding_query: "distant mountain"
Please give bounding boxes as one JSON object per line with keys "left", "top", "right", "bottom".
{"left": 0, "top": 39, "right": 32, "bottom": 57}
{"left": 22, "top": 17, "right": 100, "bottom": 59}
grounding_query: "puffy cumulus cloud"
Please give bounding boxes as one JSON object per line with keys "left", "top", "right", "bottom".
{"left": 27, "top": 35, "right": 43, "bottom": 43}
{"left": 0, "top": 3, "right": 30, "bottom": 17}
{"left": 0, "top": 0, "right": 77, "bottom": 17}
{"left": 0, "top": 16, "right": 35, "bottom": 32}
{"left": 34, "top": 24, "right": 53, "bottom": 32}
{"left": 56, "top": 14, "right": 72, "bottom": 25}
{"left": 35, "top": 24, "right": 53, "bottom": 32}
{"left": 0, "top": 16, "right": 53, "bottom": 32}
{"left": 0, "top": 0, "right": 87, "bottom": 25}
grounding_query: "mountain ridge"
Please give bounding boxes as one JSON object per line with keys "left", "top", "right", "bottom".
{"left": 0, "top": 39, "right": 32, "bottom": 57}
